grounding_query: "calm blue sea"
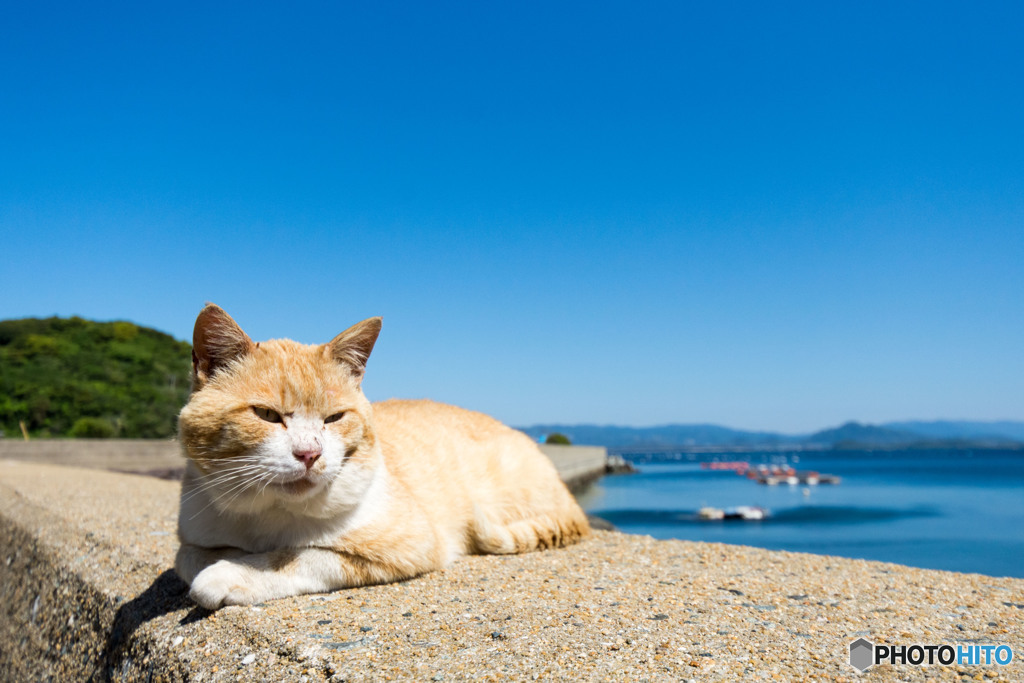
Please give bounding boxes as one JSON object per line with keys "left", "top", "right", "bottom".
{"left": 581, "top": 449, "right": 1024, "bottom": 578}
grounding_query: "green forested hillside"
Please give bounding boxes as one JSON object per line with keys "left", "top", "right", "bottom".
{"left": 0, "top": 317, "right": 192, "bottom": 438}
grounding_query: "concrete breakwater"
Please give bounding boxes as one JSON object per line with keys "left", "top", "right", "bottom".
{"left": 0, "top": 438, "right": 186, "bottom": 471}
{"left": 1, "top": 458, "right": 1022, "bottom": 680}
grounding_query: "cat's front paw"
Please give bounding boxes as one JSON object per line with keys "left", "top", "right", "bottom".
{"left": 189, "top": 559, "right": 264, "bottom": 609}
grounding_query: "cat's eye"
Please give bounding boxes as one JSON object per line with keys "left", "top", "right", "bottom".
{"left": 253, "top": 406, "right": 283, "bottom": 424}
{"left": 324, "top": 411, "right": 346, "bottom": 424}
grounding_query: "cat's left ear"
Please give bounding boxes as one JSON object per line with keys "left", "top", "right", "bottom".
{"left": 327, "top": 317, "right": 382, "bottom": 380}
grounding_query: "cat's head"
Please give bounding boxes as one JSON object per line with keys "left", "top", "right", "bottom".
{"left": 178, "top": 304, "right": 382, "bottom": 511}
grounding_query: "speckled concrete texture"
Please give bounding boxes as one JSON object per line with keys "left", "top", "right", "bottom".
{"left": 1, "top": 461, "right": 1021, "bottom": 681}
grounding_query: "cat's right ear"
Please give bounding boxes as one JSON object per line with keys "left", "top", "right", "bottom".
{"left": 191, "top": 304, "right": 255, "bottom": 386}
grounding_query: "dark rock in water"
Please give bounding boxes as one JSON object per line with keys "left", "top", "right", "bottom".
{"left": 586, "top": 515, "right": 617, "bottom": 532}
{"left": 605, "top": 455, "right": 637, "bottom": 475}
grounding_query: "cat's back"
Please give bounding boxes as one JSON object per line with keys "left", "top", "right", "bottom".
{"left": 370, "top": 398, "right": 587, "bottom": 551}
{"left": 371, "top": 398, "right": 561, "bottom": 489}
{"left": 372, "top": 398, "right": 514, "bottom": 445}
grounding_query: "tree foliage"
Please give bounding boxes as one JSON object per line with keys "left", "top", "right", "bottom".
{"left": 0, "top": 316, "right": 192, "bottom": 438}
{"left": 545, "top": 432, "right": 572, "bottom": 445}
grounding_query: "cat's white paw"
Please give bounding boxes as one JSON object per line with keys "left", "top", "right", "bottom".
{"left": 189, "top": 559, "right": 265, "bottom": 609}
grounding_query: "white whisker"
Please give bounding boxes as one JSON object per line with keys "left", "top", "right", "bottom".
{"left": 180, "top": 456, "right": 280, "bottom": 509}
{"left": 188, "top": 474, "right": 265, "bottom": 520}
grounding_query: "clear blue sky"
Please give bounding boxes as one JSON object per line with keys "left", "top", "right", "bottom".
{"left": 2, "top": 2, "right": 1022, "bottom": 433}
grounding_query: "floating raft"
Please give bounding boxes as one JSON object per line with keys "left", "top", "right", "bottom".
{"left": 700, "top": 460, "right": 842, "bottom": 486}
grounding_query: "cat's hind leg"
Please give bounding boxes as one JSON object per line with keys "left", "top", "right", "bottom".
{"left": 471, "top": 506, "right": 589, "bottom": 555}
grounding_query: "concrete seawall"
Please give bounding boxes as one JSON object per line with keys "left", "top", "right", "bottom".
{"left": 0, "top": 438, "right": 185, "bottom": 470}
{"left": 537, "top": 443, "right": 608, "bottom": 491}
{"left": 1, "top": 455, "right": 1022, "bottom": 680}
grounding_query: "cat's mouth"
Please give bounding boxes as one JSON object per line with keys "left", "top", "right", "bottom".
{"left": 279, "top": 476, "right": 319, "bottom": 496}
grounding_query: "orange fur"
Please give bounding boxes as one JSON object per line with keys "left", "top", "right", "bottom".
{"left": 175, "top": 305, "right": 589, "bottom": 609}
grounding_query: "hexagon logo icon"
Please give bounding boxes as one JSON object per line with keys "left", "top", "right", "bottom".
{"left": 849, "top": 638, "right": 874, "bottom": 672}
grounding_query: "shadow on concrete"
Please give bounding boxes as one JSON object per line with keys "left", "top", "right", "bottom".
{"left": 97, "top": 570, "right": 195, "bottom": 680}
{"left": 180, "top": 604, "right": 215, "bottom": 625}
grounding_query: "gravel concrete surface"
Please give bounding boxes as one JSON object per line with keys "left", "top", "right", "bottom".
{"left": 1, "top": 461, "right": 1021, "bottom": 682}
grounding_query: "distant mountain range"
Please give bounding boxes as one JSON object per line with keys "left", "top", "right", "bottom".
{"left": 518, "top": 420, "right": 1024, "bottom": 451}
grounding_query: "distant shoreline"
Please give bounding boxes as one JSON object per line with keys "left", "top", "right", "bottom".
{"left": 608, "top": 441, "right": 1024, "bottom": 455}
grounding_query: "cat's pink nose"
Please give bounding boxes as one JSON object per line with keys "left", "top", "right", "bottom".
{"left": 293, "top": 448, "right": 322, "bottom": 469}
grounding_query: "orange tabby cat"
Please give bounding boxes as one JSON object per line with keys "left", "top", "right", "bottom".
{"left": 175, "top": 304, "right": 589, "bottom": 609}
